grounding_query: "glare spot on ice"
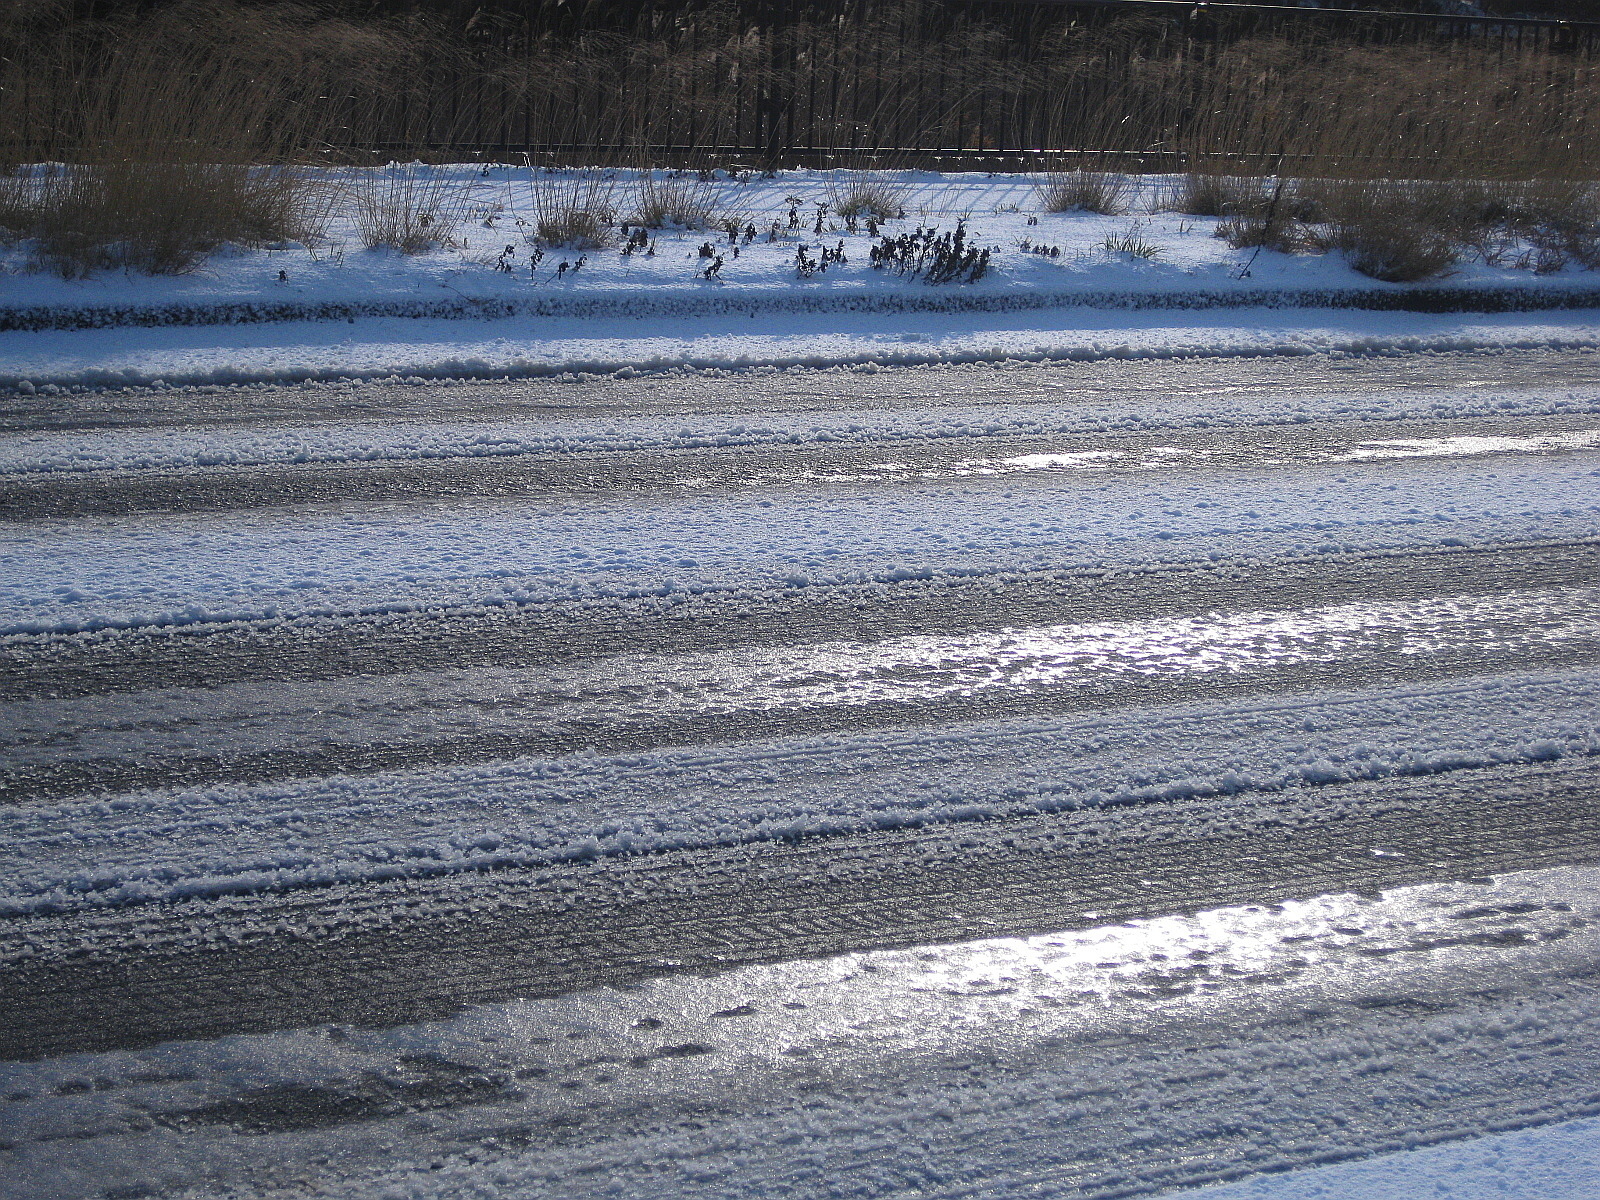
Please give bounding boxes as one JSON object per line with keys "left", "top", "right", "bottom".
{"left": 1335, "top": 430, "right": 1600, "bottom": 462}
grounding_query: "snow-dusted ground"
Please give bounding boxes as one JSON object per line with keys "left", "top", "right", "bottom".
{"left": 1185, "top": 1115, "right": 1600, "bottom": 1200}
{"left": 5, "top": 350, "right": 1598, "bottom": 635}
{"left": 8, "top": 360, "right": 1600, "bottom": 476}
{"left": 6, "top": 446, "right": 1597, "bottom": 635}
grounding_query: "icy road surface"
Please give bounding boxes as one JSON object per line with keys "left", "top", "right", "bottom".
{"left": 3, "top": 346, "right": 1600, "bottom": 1198}
{"left": 5, "top": 864, "right": 1600, "bottom": 1200}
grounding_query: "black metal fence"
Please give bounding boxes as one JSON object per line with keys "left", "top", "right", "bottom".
{"left": 355, "top": 0, "right": 1600, "bottom": 167}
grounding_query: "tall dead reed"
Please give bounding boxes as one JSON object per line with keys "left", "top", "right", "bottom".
{"left": 1131, "top": 32, "right": 1600, "bottom": 280}
{"left": 525, "top": 169, "right": 619, "bottom": 248}
{"left": 0, "top": 1, "right": 398, "bottom": 275}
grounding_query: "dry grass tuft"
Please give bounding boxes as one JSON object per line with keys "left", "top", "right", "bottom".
{"left": 1316, "top": 181, "right": 1467, "bottom": 281}
{"left": 628, "top": 172, "right": 725, "bottom": 230}
{"left": 1502, "top": 182, "right": 1600, "bottom": 269}
{"left": 1336, "top": 224, "right": 1459, "bottom": 283}
{"left": 347, "top": 165, "right": 473, "bottom": 254}
{"left": 525, "top": 170, "right": 618, "bottom": 248}
{"left": 8, "top": 163, "right": 329, "bottom": 277}
{"left": 827, "top": 172, "right": 909, "bottom": 220}
{"left": 1215, "top": 212, "right": 1306, "bottom": 255}
{"left": 1170, "top": 174, "right": 1270, "bottom": 218}
{"left": 0, "top": 0, "right": 390, "bottom": 275}
{"left": 1210, "top": 176, "right": 1600, "bottom": 283}
{"left": 1036, "top": 170, "right": 1128, "bottom": 215}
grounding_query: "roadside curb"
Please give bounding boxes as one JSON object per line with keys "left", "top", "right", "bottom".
{"left": 5, "top": 284, "right": 1600, "bottom": 332}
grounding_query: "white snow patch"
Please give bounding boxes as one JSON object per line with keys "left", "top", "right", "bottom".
{"left": 1179, "top": 1115, "right": 1600, "bottom": 1200}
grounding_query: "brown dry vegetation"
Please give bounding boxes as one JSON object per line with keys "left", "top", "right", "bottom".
{"left": 0, "top": 0, "right": 410, "bottom": 273}
{"left": 1036, "top": 169, "right": 1129, "bottom": 216}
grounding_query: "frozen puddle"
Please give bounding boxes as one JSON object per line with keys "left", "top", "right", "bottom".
{"left": 828, "top": 445, "right": 1185, "bottom": 481}
{"left": 4, "top": 864, "right": 1599, "bottom": 1199}
{"left": 5, "top": 587, "right": 1597, "bottom": 780}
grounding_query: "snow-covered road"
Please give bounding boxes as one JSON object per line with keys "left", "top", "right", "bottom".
{"left": 3, "top": 346, "right": 1599, "bottom": 1198}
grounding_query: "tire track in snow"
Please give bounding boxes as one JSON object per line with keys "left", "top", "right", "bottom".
{"left": 4, "top": 588, "right": 1598, "bottom": 804}
{"left": 6, "top": 539, "right": 1596, "bottom": 701}
{"left": 3, "top": 417, "right": 1598, "bottom": 520}
{"left": 3, "top": 758, "right": 1598, "bottom": 1061}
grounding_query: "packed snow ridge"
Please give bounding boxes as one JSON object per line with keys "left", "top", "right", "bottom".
{"left": 5, "top": 670, "right": 1596, "bottom": 919}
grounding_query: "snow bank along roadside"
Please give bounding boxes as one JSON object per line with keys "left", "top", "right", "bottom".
{"left": 4, "top": 168, "right": 1600, "bottom": 389}
{"left": 6, "top": 308, "right": 1600, "bottom": 392}
{"left": 7, "top": 282, "right": 1600, "bottom": 335}
{"left": 3, "top": 169, "right": 1597, "bottom": 334}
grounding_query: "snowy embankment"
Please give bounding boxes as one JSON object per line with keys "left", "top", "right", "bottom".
{"left": 2, "top": 168, "right": 1598, "bottom": 388}
{"left": 8, "top": 307, "right": 1600, "bottom": 392}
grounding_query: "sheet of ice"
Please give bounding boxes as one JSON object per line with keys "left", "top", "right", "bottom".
{"left": 1332, "top": 431, "right": 1600, "bottom": 462}
{"left": 7, "top": 589, "right": 1597, "bottom": 781}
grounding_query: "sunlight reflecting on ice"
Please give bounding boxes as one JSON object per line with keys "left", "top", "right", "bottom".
{"left": 672, "top": 588, "right": 1597, "bottom": 712}
{"left": 8, "top": 589, "right": 1595, "bottom": 775}
{"left": 799, "top": 428, "right": 1600, "bottom": 484}
{"left": 1334, "top": 430, "right": 1600, "bottom": 462}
